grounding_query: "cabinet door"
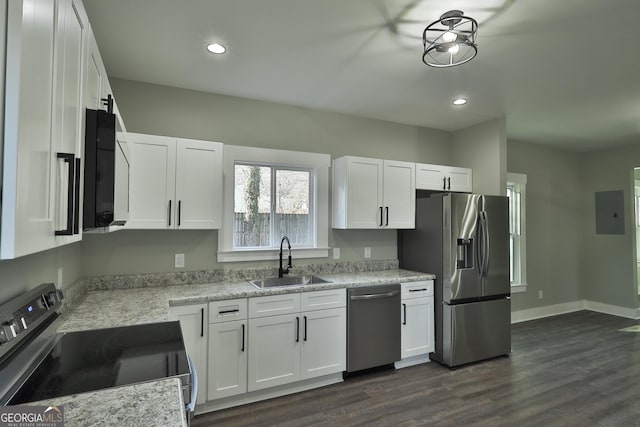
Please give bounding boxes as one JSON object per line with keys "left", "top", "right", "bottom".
{"left": 168, "top": 304, "right": 208, "bottom": 405}
{"left": 248, "top": 314, "right": 300, "bottom": 392}
{"left": 345, "top": 157, "right": 383, "bottom": 228}
{"left": 383, "top": 160, "right": 415, "bottom": 229}
{"left": 52, "top": 0, "right": 87, "bottom": 244}
{"left": 301, "top": 308, "right": 346, "bottom": 380}
{"left": 126, "top": 133, "right": 176, "bottom": 229}
{"left": 84, "top": 33, "right": 103, "bottom": 111}
{"left": 1, "top": 0, "right": 58, "bottom": 259}
{"left": 447, "top": 166, "right": 473, "bottom": 193}
{"left": 401, "top": 297, "right": 434, "bottom": 359}
{"left": 208, "top": 320, "right": 247, "bottom": 400}
{"left": 175, "top": 138, "right": 223, "bottom": 229}
{"left": 415, "top": 163, "right": 447, "bottom": 191}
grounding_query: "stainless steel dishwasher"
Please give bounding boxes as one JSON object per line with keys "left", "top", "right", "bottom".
{"left": 347, "top": 284, "right": 401, "bottom": 372}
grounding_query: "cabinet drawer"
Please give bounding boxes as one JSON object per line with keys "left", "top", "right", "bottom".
{"left": 401, "top": 280, "right": 434, "bottom": 299}
{"left": 301, "top": 289, "right": 346, "bottom": 311}
{"left": 209, "top": 298, "right": 248, "bottom": 323}
{"left": 249, "top": 293, "right": 301, "bottom": 318}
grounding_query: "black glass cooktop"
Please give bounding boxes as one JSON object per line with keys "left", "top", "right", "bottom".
{"left": 10, "top": 321, "right": 189, "bottom": 404}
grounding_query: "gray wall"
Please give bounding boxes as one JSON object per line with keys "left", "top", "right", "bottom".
{"left": 507, "top": 139, "right": 582, "bottom": 311}
{"left": 452, "top": 118, "right": 507, "bottom": 196}
{"left": 581, "top": 143, "right": 640, "bottom": 309}
{"left": 80, "top": 78, "right": 452, "bottom": 277}
{"left": 0, "top": 242, "right": 83, "bottom": 303}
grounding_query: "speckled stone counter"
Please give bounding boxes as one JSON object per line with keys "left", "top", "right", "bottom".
{"left": 27, "top": 378, "right": 187, "bottom": 427}
{"left": 58, "top": 269, "right": 435, "bottom": 333}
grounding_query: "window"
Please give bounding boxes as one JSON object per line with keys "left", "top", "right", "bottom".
{"left": 507, "top": 172, "right": 527, "bottom": 292}
{"left": 218, "top": 145, "right": 330, "bottom": 262}
{"left": 234, "top": 164, "right": 313, "bottom": 248}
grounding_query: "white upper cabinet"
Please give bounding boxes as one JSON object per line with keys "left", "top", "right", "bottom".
{"left": 1, "top": 0, "right": 89, "bottom": 259}
{"left": 332, "top": 156, "right": 415, "bottom": 229}
{"left": 52, "top": 0, "right": 87, "bottom": 245}
{"left": 126, "top": 133, "right": 223, "bottom": 229}
{"left": 415, "top": 163, "right": 473, "bottom": 193}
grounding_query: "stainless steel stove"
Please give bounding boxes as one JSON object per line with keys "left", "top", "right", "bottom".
{"left": 0, "top": 284, "right": 194, "bottom": 418}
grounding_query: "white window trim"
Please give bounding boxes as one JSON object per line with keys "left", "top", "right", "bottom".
{"left": 218, "top": 145, "right": 330, "bottom": 263}
{"left": 508, "top": 172, "right": 527, "bottom": 293}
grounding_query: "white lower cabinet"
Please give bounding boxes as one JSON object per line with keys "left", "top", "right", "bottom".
{"left": 399, "top": 281, "right": 435, "bottom": 364}
{"left": 300, "top": 307, "right": 346, "bottom": 379}
{"left": 248, "top": 313, "right": 301, "bottom": 392}
{"left": 247, "top": 289, "right": 346, "bottom": 392}
{"left": 207, "top": 299, "right": 248, "bottom": 400}
{"left": 168, "top": 304, "right": 208, "bottom": 405}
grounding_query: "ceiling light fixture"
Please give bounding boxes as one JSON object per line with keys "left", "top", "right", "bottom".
{"left": 452, "top": 98, "right": 468, "bottom": 106}
{"left": 423, "top": 10, "right": 477, "bottom": 68}
{"left": 206, "top": 42, "right": 226, "bottom": 54}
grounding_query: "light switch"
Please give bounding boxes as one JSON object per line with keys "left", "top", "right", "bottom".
{"left": 333, "top": 248, "right": 340, "bottom": 260}
{"left": 175, "top": 253, "right": 185, "bottom": 268}
{"left": 364, "top": 247, "right": 371, "bottom": 258}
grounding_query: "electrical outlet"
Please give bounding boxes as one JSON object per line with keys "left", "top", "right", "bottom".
{"left": 364, "top": 247, "right": 371, "bottom": 258}
{"left": 538, "top": 290, "right": 543, "bottom": 300}
{"left": 333, "top": 248, "right": 340, "bottom": 260}
{"left": 57, "top": 268, "right": 64, "bottom": 288}
{"left": 175, "top": 253, "right": 185, "bottom": 268}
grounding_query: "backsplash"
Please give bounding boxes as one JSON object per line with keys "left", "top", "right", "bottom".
{"left": 84, "top": 259, "right": 400, "bottom": 291}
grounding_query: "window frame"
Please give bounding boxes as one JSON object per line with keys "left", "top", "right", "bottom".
{"left": 218, "top": 145, "right": 330, "bottom": 263}
{"left": 233, "top": 162, "right": 315, "bottom": 249}
{"left": 507, "top": 172, "right": 527, "bottom": 293}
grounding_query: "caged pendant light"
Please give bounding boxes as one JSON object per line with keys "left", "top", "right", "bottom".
{"left": 423, "top": 10, "right": 478, "bottom": 68}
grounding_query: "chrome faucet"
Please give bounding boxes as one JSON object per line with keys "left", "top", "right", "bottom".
{"left": 279, "top": 236, "right": 293, "bottom": 278}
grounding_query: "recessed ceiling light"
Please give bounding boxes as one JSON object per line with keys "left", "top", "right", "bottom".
{"left": 206, "top": 43, "right": 226, "bottom": 54}
{"left": 452, "top": 98, "right": 468, "bottom": 106}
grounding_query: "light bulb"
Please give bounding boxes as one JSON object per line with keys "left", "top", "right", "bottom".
{"left": 453, "top": 98, "right": 468, "bottom": 106}
{"left": 442, "top": 31, "right": 457, "bottom": 43}
{"left": 206, "top": 43, "right": 226, "bottom": 54}
{"left": 448, "top": 43, "right": 460, "bottom": 54}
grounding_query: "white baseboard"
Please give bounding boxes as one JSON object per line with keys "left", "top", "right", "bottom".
{"left": 511, "top": 301, "right": 583, "bottom": 323}
{"left": 582, "top": 300, "right": 640, "bottom": 320}
{"left": 511, "top": 300, "right": 640, "bottom": 323}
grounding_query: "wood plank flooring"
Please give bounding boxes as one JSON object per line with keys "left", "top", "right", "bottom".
{"left": 192, "top": 310, "right": 640, "bottom": 426}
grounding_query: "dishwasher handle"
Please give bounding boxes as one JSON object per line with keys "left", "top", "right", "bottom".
{"left": 349, "top": 291, "right": 399, "bottom": 301}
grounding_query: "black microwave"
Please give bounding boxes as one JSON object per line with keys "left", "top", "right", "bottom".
{"left": 83, "top": 108, "right": 129, "bottom": 229}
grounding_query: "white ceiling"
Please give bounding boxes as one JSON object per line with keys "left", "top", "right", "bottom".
{"left": 82, "top": 0, "right": 640, "bottom": 151}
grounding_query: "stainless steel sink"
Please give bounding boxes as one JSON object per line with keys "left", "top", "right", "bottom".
{"left": 249, "top": 275, "right": 329, "bottom": 289}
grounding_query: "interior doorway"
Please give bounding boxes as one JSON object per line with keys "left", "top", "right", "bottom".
{"left": 634, "top": 168, "right": 640, "bottom": 296}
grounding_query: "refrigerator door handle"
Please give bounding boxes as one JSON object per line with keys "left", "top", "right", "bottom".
{"left": 481, "top": 211, "right": 490, "bottom": 278}
{"left": 476, "top": 213, "right": 484, "bottom": 278}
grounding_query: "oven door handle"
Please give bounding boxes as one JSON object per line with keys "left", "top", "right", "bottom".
{"left": 186, "top": 354, "right": 198, "bottom": 414}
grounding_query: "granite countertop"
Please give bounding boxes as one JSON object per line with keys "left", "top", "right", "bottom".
{"left": 45, "top": 268, "right": 433, "bottom": 424}
{"left": 26, "top": 378, "right": 187, "bottom": 427}
{"left": 58, "top": 269, "right": 435, "bottom": 333}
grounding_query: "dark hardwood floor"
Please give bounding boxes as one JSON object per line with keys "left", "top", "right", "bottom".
{"left": 193, "top": 310, "right": 640, "bottom": 426}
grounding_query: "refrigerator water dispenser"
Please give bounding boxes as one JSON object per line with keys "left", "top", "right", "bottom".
{"left": 456, "top": 238, "right": 474, "bottom": 269}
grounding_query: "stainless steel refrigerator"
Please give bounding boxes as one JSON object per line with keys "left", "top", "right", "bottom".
{"left": 398, "top": 193, "right": 511, "bottom": 368}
